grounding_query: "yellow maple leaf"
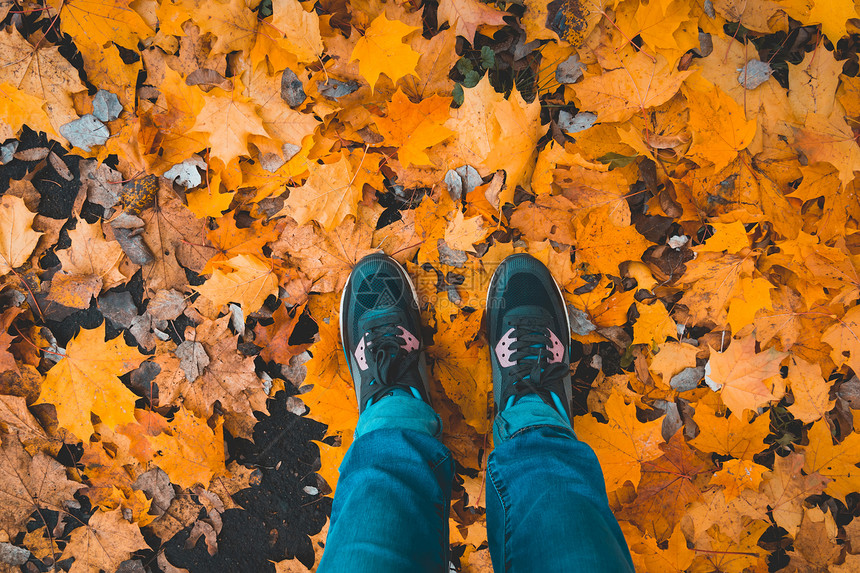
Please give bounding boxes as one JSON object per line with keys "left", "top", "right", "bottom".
{"left": 149, "top": 407, "right": 226, "bottom": 489}
{"left": 822, "top": 304, "right": 860, "bottom": 379}
{"left": 575, "top": 389, "right": 664, "bottom": 491}
{"left": 792, "top": 111, "right": 860, "bottom": 186}
{"left": 36, "top": 323, "right": 146, "bottom": 440}
{"left": 640, "top": 525, "right": 696, "bottom": 573}
{"left": 679, "top": 251, "right": 755, "bottom": 328}
{"left": 573, "top": 52, "right": 693, "bottom": 123}
{"left": 788, "top": 48, "right": 843, "bottom": 119}
{"left": 279, "top": 153, "right": 363, "bottom": 231}
{"left": 246, "top": 65, "right": 320, "bottom": 153}
{"left": 271, "top": 0, "right": 323, "bottom": 62}
{"left": 0, "top": 27, "right": 86, "bottom": 137}
{"left": 350, "top": 14, "right": 421, "bottom": 91}
{"left": 575, "top": 205, "right": 653, "bottom": 276}
{"left": 374, "top": 88, "right": 454, "bottom": 167}
{"left": 695, "top": 221, "right": 750, "bottom": 254}
{"left": 195, "top": 253, "right": 279, "bottom": 314}
{"left": 689, "top": 402, "right": 770, "bottom": 460}
{"left": 800, "top": 421, "right": 860, "bottom": 502}
{"left": 48, "top": 220, "right": 125, "bottom": 309}
{"left": 633, "top": 301, "right": 677, "bottom": 346}
{"left": 784, "top": 0, "right": 860, "bottom": 42}
{"left": 726, "top": 275, "right": 774, "bottom": 333}
{"left": 430, "top": 310, "right": 492, "bottom": 434}
{"left": 617, "top": 0, "right": 692, "bottom": 54}
{"left": 649, "top": 341, "right": 698, "bottom": 386}
{"left": 184, "top": 0, "right": 258, "bottom": 55}
{"left": 709, "top": 459, "right": 768, "bottom": 501}
{"left": 48, "top": 0, "right": 153, "bottom": 51}
{"left": 0, "top": 83, "right": 57, "bottom": 139}
{"left": 787, "top": 356, "right": 833, "bottom": 423}
{"left": 684, "top": 82, "right": 757, "bottom": 173}
{"left": 0, "top": 195, "right": 42, "bottom": 275}
{"left": 185, "top": 173, "right": 235, "bottom": 218}
{"left": 444, "top": 211, "right": 487, "bottom": 252}
{"left": 300, "top": 320, "right": 358, "bottom": 490}
{"left": 189, "top": 83, "right": 269, "bottom": 165}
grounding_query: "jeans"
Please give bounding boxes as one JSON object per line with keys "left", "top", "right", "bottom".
{"left": 318, "top": 396, "right": 635, "bottom": 572}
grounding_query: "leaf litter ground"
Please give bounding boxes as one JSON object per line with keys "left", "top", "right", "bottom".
{"left": 0, "top": 0, "right": 859, "bottom": 571}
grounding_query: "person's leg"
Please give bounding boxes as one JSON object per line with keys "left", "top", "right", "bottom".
{"left": 321, "top": 253, "right": 453, "bottom": 572}
{"left": 484, "top": 255, "right": 634, "bottom": 572}
{"left": 318, "top": 397, "right": 453, "bottom": 573}
{"left": 485, "top": 398, "right": 634, "bottom": 572}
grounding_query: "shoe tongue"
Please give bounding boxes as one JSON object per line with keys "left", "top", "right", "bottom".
{"left": 506, "top": 305, "right": 552, "bottom": 323}
{"left": 360, "top": 310, "right": 403, "bottom": 331}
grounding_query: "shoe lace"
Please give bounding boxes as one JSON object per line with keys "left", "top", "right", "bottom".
{"left": 504, "top": 316, "right": 569, "bottom": 407}
{"left": 361, "top": 322, "right": 420, "bottom": 409}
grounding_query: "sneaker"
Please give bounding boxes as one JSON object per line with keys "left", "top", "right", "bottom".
{"left": 486, "top": 254, "right": 573, "bottom": 422}
{"left": 340, "top": 253, "right": 431, "bottom": 413}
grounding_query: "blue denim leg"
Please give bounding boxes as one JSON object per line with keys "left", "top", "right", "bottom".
{"left": 318, "top": 397, "right": 453, "bottom": 573}
{"left": 486, "top": 400, "right": 635, "bottom": 573}
{"left": 354, "top": 395, "right": 443, "bottom": 439}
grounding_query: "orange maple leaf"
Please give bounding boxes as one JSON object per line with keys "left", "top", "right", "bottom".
{"left": 705, "top": 335, "right": 787, "bottom": 417}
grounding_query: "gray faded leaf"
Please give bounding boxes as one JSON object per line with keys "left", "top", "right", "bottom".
{"left": 59, "top": 114, "right": 109, "bottom": 152}
{"left": 738, "top": 59, "right": 773, "bottom": 89}
{"left": 556, "top": 54, "right": 585, "bottom": 84}
{"left": 558, "top": 110, "right": 597, "bottom": 134}
{"left": 176, "top": 340, "right": 209, "bottom": 382}
{"left": 281, "top": 68, "right": 306, "bottom": 107}
{"left": 92, "top": 89, "right": 123, "bottom": 122}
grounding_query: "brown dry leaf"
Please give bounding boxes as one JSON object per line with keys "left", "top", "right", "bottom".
{"left": 620, "top": 432, "right": 712, "bottom": 543}
{"left": 752, "top": 452, "right": 829, "bottom": 537}
{"left": 0, "top": 27, "right": 87, "bottom": 136}
{"left": 0, "top": 395, "right": 56, "bottom": 454}
{"left": 49, "top": 220, "right": 125, "bottom": 309}
{"left": 437, "top": 0, "right": 507, "bottom": 42}
{"left": 254, "top": 302, "right": 312, "bottom": 364}
{"left": 62, "top": 508, "right": 149, "bottom": 573}
{"left": 271, "top": 207, "right": 378, "bottom": 294}
{"left": 139, "top": 180, "right": 209, "bottom": 294}
{"left": 156, "top": 316, "right": 268, "bottom": 440}
{"left": 0, "top": 433, "right": 83, "bottom": 534}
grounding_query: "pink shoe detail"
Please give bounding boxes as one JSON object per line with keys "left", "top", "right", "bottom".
{"left": 398, "top": 326, "right": 419, "bottom": 352}
{"left": 546, "top": 329, "right": 565, "bottom": 363}
{"left": 495, "top": 327, "right": 517, "bottom": 367}
{"left": 354, "top": 335, "right": 369, "bottom": 371}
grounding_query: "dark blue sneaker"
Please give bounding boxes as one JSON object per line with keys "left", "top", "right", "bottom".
{"left": 486, "top": 254, "right": 573, "bottom": 422}
{"left": 340, "top": 253, "right": 431, "bottom": 413}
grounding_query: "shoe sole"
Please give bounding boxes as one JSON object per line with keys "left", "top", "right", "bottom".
{"left": 339, "top": 253, "right": 422, "bottom": 364}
